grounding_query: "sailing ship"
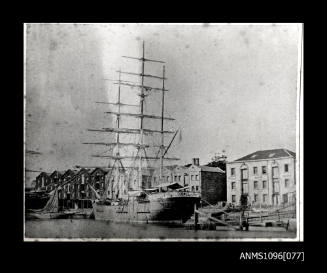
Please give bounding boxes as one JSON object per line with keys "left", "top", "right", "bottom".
{"left": 26, "top": 187, "right": 75, "bottom": 219}
{"left": 84, "top": 41, "right": 200, "bottom": 224}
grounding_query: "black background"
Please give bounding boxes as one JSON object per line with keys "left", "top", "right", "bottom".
{"left": 4, "top": 6, "right": 310, "bottom": 269}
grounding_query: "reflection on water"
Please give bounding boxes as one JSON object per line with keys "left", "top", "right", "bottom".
{"left": 25, "top": 219, "right": 296, "bottom": 240}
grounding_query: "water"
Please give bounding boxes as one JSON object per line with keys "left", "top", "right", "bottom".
{"left": 25, "top": 219, "right": 296, "bottom": 240}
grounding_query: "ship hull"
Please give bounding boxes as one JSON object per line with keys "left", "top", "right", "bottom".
{"left": 25, "top": 192, "right": 50, "bottom": 211}
{"left": 93, "top": 195, "right": 200, "bottom": 224}
{"left": 26, "top": 212, "right": 72, "bottom": 220}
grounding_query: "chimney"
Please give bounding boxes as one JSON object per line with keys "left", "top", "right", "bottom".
{"left": 192, "top": 158, "right": 200, "bottom": 166}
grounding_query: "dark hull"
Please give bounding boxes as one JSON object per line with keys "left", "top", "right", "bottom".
{"left": 25, "top": 193, "right": 50, "bottom": 211}
{"left": 93, "top": 194, "right": 200, "bottom": 224}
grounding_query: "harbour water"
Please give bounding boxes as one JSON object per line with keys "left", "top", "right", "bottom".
{"left": 25, "top": 219, "right": 296, "bottom": 240}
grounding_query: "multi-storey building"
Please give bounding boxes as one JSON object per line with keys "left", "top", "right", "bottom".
{"left": 151, "top": 158, "right": 226, "bottom": 205}
{"left": 226, "top": 149, "right": 296, "bottom": 207}
{"left": 35, "top": 172, "right": 51, "bottom": 192}
{"left": 49, "top": 170, "right": 65, "bottom": 191}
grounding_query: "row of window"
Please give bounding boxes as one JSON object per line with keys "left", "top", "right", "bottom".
{"left": 231, "top": 178, "right": 293, "bottom": 190}
{"left": 231, "top": 193, "right": 295, "bottom": 204}
{"left": 191, "top": 186, "right": 199, "bottom": 192}
{"left": 230, "top": 164, "right": 290, "bottom": 176}
{"left": 37, "top": 174, "right": 105, "bottom": 189}
{"left": 153, "top": 175, "right": 199, "bottom": 183}
{"left": 231, "top": 193, "right": 269, "bottom": 203}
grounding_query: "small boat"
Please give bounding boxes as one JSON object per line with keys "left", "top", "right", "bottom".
{"left": 25, "top": 190, "right": 50, "bottom": 211}
{"left": 26, "top": 187, "right": 72, "bottom": 219}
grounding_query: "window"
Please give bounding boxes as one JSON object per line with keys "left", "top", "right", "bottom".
{"left": 232, "top": 195, "right": 236, "bottom": 203}
{"left": 254, "top": 194, "right": 259, "bottom": 202}
{"left": 195, "top": 175, "right": 199, "bottom": 181}
{"left": 284, "top": 164, "right": 289, "bottom": 172}
{"left": 191, "top": 175, "right": 194, "bottom": 181}
{"left": 272, "top": 166, "right": 279, "bottom": 178}
{"left": 253, "top": 181, "right": 258, "bottom": 189}
{"left": 242, "top": 182, "right": 248, "bottom": 194}
{"left": 262, "top": 180, "right": 267, "bottom": 189}
{"left": 253, "top": 167, "right": 258, "bottom": 175}
{"left": 195, "top": 186, "right": 199, "bottom": 191}
{"left": 285, "top": 179, "right": 289, "bottom": 188}
{"left": 231, "top": 168, "right": 235, "bottom": 176}
{"left": 273, "top": 179, "right": 280, "bottom": 193}
{"left": 263, "top": 194, "right": 267, "bottom": 203}
{"left": 241, "top": 169, "right": 248, "bottom": 179}
{"left": 178, "top": 176, "right": 181, "bottom": 181}
{"left": 231, "top": 182, "right": 236, "bottom": 190}
{"left": 262, "top": 166, "right": 267, "bottom": 174}
{"left": 174, "top": 176, "right": 177, "bottom": 181}
{"left": 191, "top": 186, "right": 194, "bottom": 191}
{"left": 283, "top": 193, "right": 288, "bottom": 204}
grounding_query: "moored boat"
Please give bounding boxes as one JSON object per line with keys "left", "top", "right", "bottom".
{"left": 93, "top": 186, "right": 200, "bottom": 224}
{"left": 86, "top": 41, "right": 200, "bottom": 224}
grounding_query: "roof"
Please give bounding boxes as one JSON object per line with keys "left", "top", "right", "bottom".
{"left": 90, "top": 167, "right": 108, "bottom": 175}
{"left": 155, "top": 182, "right": 183, "bottom": 189}
{"left": 36, "top": 172, "right": 50, "bottom": 178}
{"left": 49, "top": 170, "right": 65, "bottom": 177}
{"left": 199, "top": 165, "right": 225, "bottom": 173}
{"left": 233, "top": 149, "right": 296, "bottom": 162}
{"left": 165, "top": 165, "right": 178, "bottom": 171}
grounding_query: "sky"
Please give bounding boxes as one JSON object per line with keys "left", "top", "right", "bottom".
{"left": 24, "top": 23, "right": 301, "bottom": 187}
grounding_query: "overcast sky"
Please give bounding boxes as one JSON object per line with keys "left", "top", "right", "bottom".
{"left": 25, "top": 23, "right": 301, "bottom": 186}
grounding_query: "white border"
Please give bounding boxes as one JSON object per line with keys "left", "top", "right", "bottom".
{"left": 23, "top": 22, "right": 303, "bottom": 242}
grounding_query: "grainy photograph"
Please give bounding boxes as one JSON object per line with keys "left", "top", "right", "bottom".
{"left": 24, "top": 23, "right": 303, "bottom": 241}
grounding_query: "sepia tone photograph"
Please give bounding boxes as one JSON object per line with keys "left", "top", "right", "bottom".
{"left": 24, "top": 23, "right": 303, "bottom": 241}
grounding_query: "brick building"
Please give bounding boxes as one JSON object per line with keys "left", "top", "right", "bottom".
{"left": 226, "top": 149, "right": 296, "bottom": 207}
{"left": 35, "top": 172, "right": 51, "bottom": 192}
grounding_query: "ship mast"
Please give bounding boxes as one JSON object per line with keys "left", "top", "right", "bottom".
{"left": 84, "top": 41, "right": 180, "bottom": 196}
{"left": 138, "top": 41, "right": 145, "bottom": 190}
{"left": 160, "top": 65, "right": 165, "bottom": 184}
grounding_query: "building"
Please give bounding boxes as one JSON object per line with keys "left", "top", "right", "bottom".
{"left": 48, "top": 170, "right": 65, "bottom": 191}
{"left": 58, "top": 167, "right": 108, "bottom": 209}
{"left": 226, "top": 149, "right": 296, "bottom": 207}
{"left": 186, "top": 159, "right": 226, "bottom": 205}
{"left": 151, "top": 158, "right": 226, "bottom": 205}
{"left": 35, "top": 172, "right": 51, "bottom": 192}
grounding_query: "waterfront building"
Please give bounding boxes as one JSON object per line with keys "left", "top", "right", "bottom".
{"left": 56, "top": 168, "right": 100, "bottom": 209}
{"left": 151, "top": 158, "right": 226, "bottom": 205}
{"left": 35, "top": 172, "right": 51, "bottom": 192}
{"left": 226, "top": 149, "right": 296, "bottom": 207}
{"left": 89, "top": 168, "right": 108, "bottom": 195}
{"left": 49, "top": 170, "right": 64, "bottom": 190}
{"left": 186, "top": 159, "right": 226, "bottom": 205}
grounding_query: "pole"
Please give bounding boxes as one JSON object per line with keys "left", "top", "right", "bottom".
{"left": 160, "top": 66, "right": 165, "bottom": 186}
{"left": 194, "top": 203, "right": 198, "bottom": 230}
{"left": 138, "top": 41, "right": 145, "bottom": 190}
